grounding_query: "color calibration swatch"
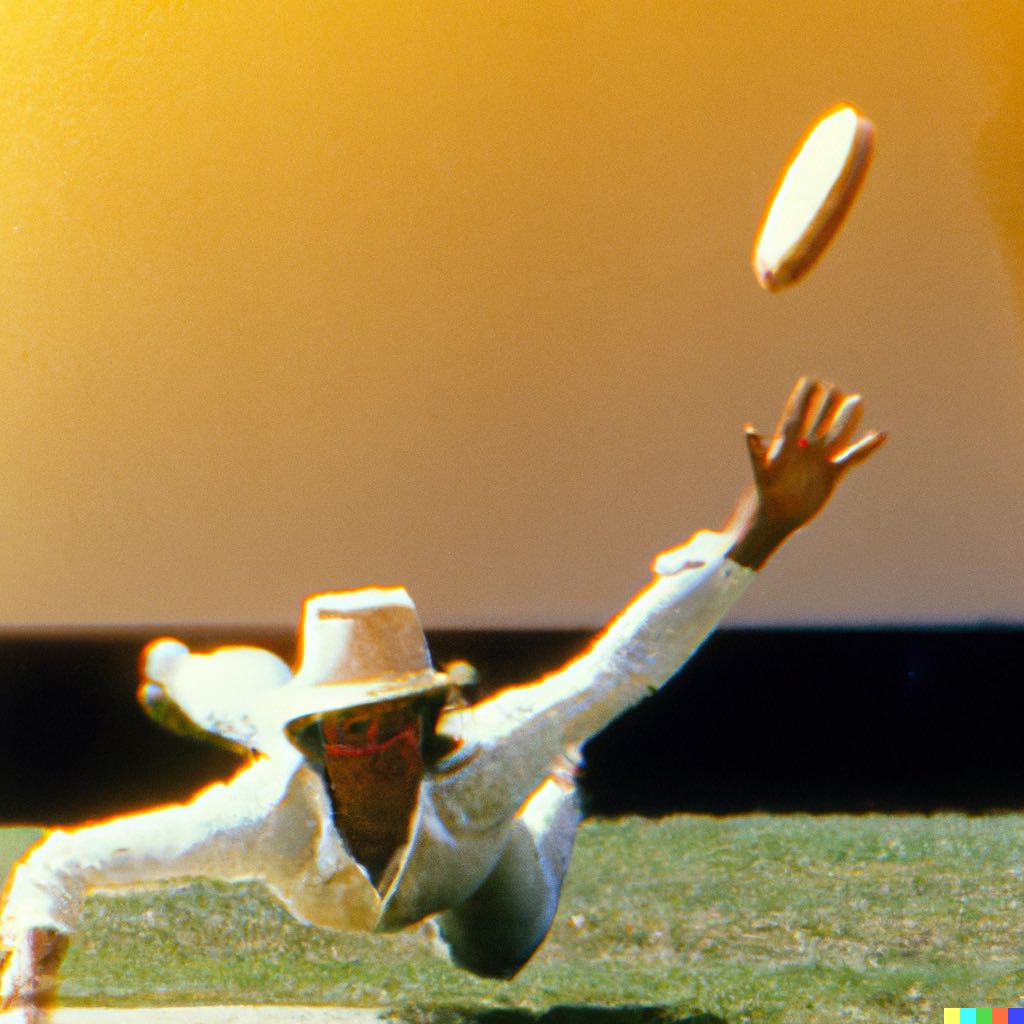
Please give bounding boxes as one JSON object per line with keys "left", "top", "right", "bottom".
{"left": 945, "top": 1011, "right": 1024, "bottom": 1023}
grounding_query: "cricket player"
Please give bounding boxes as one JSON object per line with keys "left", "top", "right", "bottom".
{"left": 0, "top": 378, "right": 884, "bottom": 1021}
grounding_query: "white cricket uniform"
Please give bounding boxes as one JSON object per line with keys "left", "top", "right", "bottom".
{"left": 0, "top": 530, "right": 753, "bottom": 985}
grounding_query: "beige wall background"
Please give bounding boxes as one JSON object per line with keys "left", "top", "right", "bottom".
{"left": 0, "top": 1, "right": 1021, "bottom": 628}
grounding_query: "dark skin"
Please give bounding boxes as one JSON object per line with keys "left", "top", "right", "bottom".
{"left": 321, "top": 702, "right": 418, "bottom": 747}
{"left": 725, "top": 377, "right": 886, "bottom": 570}
{"left": 320, "top": 699, "right": 426, "bottom": 887}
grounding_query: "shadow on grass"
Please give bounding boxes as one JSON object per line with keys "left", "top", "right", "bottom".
{"left": 398, "top": 1007, "right": 725, "bottom": 1024}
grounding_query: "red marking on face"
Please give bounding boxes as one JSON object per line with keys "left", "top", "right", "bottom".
{"left": 798, "top": 438, "right": 809, "bottom": 448}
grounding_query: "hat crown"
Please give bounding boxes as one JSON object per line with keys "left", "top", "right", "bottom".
{"left": 295, "top": 587, "right": 433, "bottom": 687}
{"left": 254, "top": 588, "right": 452, "bottom": 753}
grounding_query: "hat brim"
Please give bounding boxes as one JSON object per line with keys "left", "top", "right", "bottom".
{"left": 257, "top": 672, "right": 451, "bottom": 748}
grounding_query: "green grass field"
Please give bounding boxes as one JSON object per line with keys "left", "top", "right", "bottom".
{"left": 3, "top": 814, "right": 1023, "bottom": 1023}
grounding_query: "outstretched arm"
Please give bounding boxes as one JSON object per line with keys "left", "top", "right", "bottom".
{"left": 0, "top": 755, "right": 330, "bottom": 1020}
{"left": 431, "top": 378, "right": 885, "bottom": 829}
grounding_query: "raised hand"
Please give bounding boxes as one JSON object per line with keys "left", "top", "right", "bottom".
{"left": 727, "top": 377, "right": 886, "bottom": 569}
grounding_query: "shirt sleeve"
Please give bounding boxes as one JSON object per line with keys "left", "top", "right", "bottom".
{"left": 0, "top": 755, "right": 302, "bottom": 941}
{"left": 431, "top": 529, "right": 756, "bottom": 829}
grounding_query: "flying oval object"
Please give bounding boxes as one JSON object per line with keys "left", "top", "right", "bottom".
{"left": 752, "top": 104, "right": 876, "bottom": 291}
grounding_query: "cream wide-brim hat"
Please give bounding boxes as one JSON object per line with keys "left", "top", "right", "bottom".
{"left": 255, "top": 587, "right": 453, "bottom": 753}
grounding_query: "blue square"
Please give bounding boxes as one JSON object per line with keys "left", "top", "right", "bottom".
{"left": 1007, "top": 1009, "right": 1024, "bottom": 1022}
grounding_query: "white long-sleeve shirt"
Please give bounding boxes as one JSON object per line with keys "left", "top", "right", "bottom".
{"left": 1, "top": 529, "right": 754, "bottom": 984}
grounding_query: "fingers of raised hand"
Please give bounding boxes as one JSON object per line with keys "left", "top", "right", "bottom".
{"left": 807, "top": 383, "right": 843, "bottom": 440}
{"left": 744, "top": 425, "right": 769, "bottom": 470}
{"left": 762, "top": 378, "right": 884, "bottom": 481}
{"left": 822, "top": 394, "right": 864, "bottom": 453}
{"left": 832, "top": 430, "right": 887, "bottom": 471}
{"left": 775, "top": 376, "right": 817, "bottom": 449}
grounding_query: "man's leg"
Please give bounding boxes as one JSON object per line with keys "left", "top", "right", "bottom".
{"left": 437, "top": 762, "right": 583, "bottom": 979}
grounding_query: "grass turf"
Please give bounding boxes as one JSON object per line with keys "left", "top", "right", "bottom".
{"left": 2, "top": 814, "right": 1023, "bottom": 1023}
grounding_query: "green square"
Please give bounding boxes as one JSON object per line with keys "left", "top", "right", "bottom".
{"left": 978, "top": 1010, "right": 994, "bottom": 1024}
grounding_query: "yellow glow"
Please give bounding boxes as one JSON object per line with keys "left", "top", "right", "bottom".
{"left": 0, "top": 2, "right": 1018, "bottom": 627}
{"left": 753, "top": 105, "right": 874, "bottom": 290}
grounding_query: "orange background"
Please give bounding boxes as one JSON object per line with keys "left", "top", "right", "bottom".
{"left": 0, "top": 1, "right": 1021, "bottom": 627}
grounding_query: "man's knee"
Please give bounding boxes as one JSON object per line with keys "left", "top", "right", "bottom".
{"left": 434, "top": 804, "right": 578, "bottom": 979}
{"left": 438, "top": 907, "right": 541, "bottom": 980}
